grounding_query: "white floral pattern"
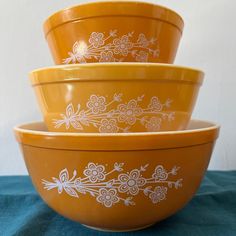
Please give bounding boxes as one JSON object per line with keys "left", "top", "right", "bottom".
{"left": 88, "top": 32, "right": 104, "bottom": 48}
{"left": 96, "top": 188, "right": 119, "bottom": 207}
{"left": 83, "top": 162, "right": 105, "bottom": 183}
{"left": 86, "top": 95, "right": 106, "bottom": 114}
{"left": 145, "top": 117, "right": 161, "bottom": 132}
{"left": 42, "top": 163, "right": 183, "bottom": 208}
{"left": 149, "top": 186, "right": 168, "bottom": 204}
{"left": 113, "top": 35, "right": 133, "bottom": 56}
{"left": 148, "top": 97, "right": 164, "bottom": 112}
{"left": 99, "top": 119, "right": 119, "bottom": 133}
{"left": 118, "top": 100, "right": 142, "bottom": 125}
{"left": 152, "top": 165, "right": 169, "bottom": 180}
{"left": 53, "top": 103, "right": 82, "bottom": 130}
{"left": 53, "top": 94, "right": 175, "bottom": 133}
{"left": 63, "top": 30, "right": 159, "bottom": 64}
{"left": 118, "top": 169, "right": 146, "bottom": 196}
{"left": 135, "top": 51, "right": 149, "bottom": 62}
{"left": 137, "top": 33, "right": 150, "bottom": 48}
{"left": 99, "top": 51, "right": 115, "bottom": 62}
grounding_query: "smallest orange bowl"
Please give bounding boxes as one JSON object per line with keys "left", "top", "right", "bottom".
{"left": 43, "top": 1, "right": 184, "bottom": 64}
{"left": 14, "top": 120, "right": 219, "bottom": 232}
{"left": 29, "top": 63, "right": 204, "bottom": 133}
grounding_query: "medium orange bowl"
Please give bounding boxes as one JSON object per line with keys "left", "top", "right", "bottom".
{"left": 14, "top": 120, "right": 219, "bottom": 232}
{"left": 29, "top": 63, "right": 204, "bottom": 133}
{"left": 44, "top": 1, "right": 184, "bottom": 64}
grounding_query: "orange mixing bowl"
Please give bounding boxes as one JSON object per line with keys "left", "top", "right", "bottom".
{"left": 44, "top": 1, "right": 184, "bottom": 64}
{"left": 14, "top": 120, "right": 219, "bottom": 232}
{"left": 29, "top": 63, "right": 204, "bottom": 133}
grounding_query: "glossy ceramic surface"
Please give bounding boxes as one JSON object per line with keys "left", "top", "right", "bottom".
{"left": 14, "top": 120, "right": 219, "bottom": 232}
{"left": 29, "top": 63, "right": 204, "bottom": 133}
{"left": 44, "top": 1, "right": 184, "bottom": 64}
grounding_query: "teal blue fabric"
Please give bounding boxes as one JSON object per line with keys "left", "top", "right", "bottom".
{"left": 0, "top": 171, "right": 236, "bottom": 236}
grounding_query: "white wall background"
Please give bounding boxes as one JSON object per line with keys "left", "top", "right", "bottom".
{"left": 0, "top": 0, "right": 235, "bottom": 175}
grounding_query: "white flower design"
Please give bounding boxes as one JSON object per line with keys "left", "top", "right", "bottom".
{"left": 83, "top": 162, "right": 105, "bottom": 183}
{"left": 113, "top": 35, "right": 133, "bottom": 56}
{"left": 152, "top": 165, "right": 168, "bottom": 180}
{"left": 137, "top": 33, "right": 150, "bottom": 47}
{"left": 145, "top": 117, "right": 161, "bottom": 132}
{"left": 99, "top": 119, "right": 118, "bottom": 133}
{"left": 63, "top": 41, "right": 89, "bottom": 64}
{"left": 118, "top": 169, "right": 146, "bottom": 196}
{"left": 86, "top": 95, "right": 106, "bottom": 114}
{"left": 149, "top": 186, "right": 167, "bottom": 204}
{"left": 42, "top": 163, "right": 182, "bottom": 208}
{"left": 96, "top": 188, "right": 119, "bottom": 207}
{"left": 73, "top": 41, "right": 88, "bottom": 58}
{"left": 42, "top": 168, "right": 79, "bottom": 198}
{"left": 63, "top": 30, "right": 159, "bottom": 64}
{"left": 74, "top": 178, "right": 86, "bottom": 194}
{"left": 53, "top": 94, "right": 174, "bottom": 132}
{"left": 99, "top": 51, "right": 115, "bottom": 62}
{"left": 118, "top": 100, "right": 142, "bottom": 125}
{"left": 109, "top": 29, "right": 117, "bottom": 37}
{"left": 88, "top": 32, "right": 104, "bottom": 48}
{"left": 148, "top": 97, "right": 163, "bottom": 112}
{"left": 135, "top": 50, "right": 148, "bottom": 62}
{"left": 53, "top": 103, "right": 82, "bottom": 130}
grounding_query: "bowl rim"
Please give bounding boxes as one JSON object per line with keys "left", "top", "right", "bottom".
{"left": 29, "top": 63, "right": 204, "bottom": 86}
{"left": 43, "top": 1, "right": 184, "bottom": 37}
{"left": 14, "top": 119, "right": 219, "bottom": 137}
{"left": 14, "top": 120, "right": 220, "bottom": 151}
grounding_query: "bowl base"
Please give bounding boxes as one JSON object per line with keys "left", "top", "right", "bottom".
{"left": 82, "top": 223, "right": 155, "bottom": 232}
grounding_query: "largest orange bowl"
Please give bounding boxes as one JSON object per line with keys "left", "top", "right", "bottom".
{"left": 14, "top": 120, "right": 219, "bottom": 232}
{"left": 29, "top": 63, "right": 204, "bottom": 133}
{"left": 44, "top": 1, "right": 184, "bottom": 64}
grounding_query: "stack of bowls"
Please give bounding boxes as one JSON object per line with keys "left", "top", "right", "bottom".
{"left": 14, "top": 1, "right": 220, "bottom": 232}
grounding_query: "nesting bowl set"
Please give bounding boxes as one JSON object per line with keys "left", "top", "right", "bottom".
{"left": 14, "top": 1, "right": 220, "bottom": 232}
